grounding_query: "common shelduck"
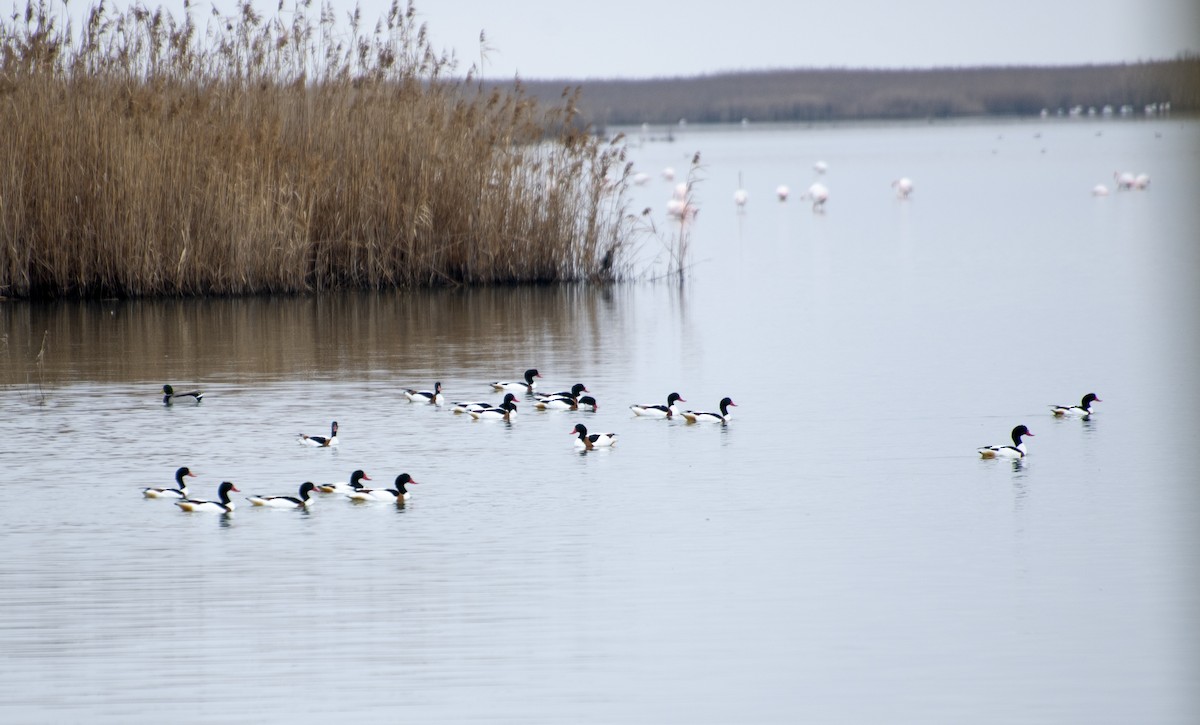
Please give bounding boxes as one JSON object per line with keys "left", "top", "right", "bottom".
{"left": 630, "top": 392, "right": 685, "bottom": 418}
{"left": 451, "top": 399, "right": 493, "bottom": 413}
{"left": 316, "top": 469, "right": 371, "bottom": 494}
{"left": 453, "top": 393, "right": 515, "bottom": 414}
{"left": 176, "top": 481, "right": 240, "bottom": 513}
{"left": 142, "top": 466, "right": 197, "bottom": 499}
{"left": 1051, "top": 393, "right": 1101, "bottom": 418}
{"left": 535, "top": 395, "right": 598, "bottom": 411}
{"left": 162, "top": 384, "right": 203, "bottom": 405}
{"left": 536, "top": 383, "right": 589, "bottom": 402}
{"left": 347, "top": 473, "right": 417, "bottom": 502}
{"left": 469, "top": 400, "right": 518, "bottom": 421}
{"left": 249, "top": 482, "right": 318, "bottom": 508}
{"left": 572, "top": 423, "right": 617, "bottom": 450}
{"left": 978, "top": 425, "right": 1034, "bottom": 459}
{"left": 681, "top": 397, "right": 737, "bottom": 424}
{"left": 404, "top": 382, "right": 444, "bottom": 405}
{"left": 299, "top": 421, "right": 339, "bottom": 447}
{"left": 491, "top": 369, "right": 540, "bottom": 393}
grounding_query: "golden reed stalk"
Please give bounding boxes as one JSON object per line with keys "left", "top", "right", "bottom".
{"left": 0, "top": 1, "right": 636, "bottom": 298}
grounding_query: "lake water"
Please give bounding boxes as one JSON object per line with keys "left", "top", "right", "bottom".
{"left": 1, "top": 116, "right": 1197, "bottom": 724}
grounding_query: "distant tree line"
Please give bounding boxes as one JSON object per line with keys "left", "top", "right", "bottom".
{"left": 498, "top": 58, "right": 1200, "bottom": 126}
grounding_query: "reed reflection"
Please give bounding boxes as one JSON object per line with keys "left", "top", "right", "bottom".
{"left": 0, "top": 286, "right": 636, "bottom": 386}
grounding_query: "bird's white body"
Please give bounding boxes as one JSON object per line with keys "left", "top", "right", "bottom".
{"left": 316, "top": 470, "right": 371, "bottom": 494}
{"left": 299, "top": 421, "right": 339, "bottom": 447}
{"left": 143, "top": 486, "right": 188, "bottom": 499}
{"left": 176, "top": 482, "right": 239, "bottom": 513}
{"left": 490, "top": 369, "right": 539, "bottom": 393}
{"left": 1051, "top": 393, "right": 1101, "bottom": 418}
{"left": 681, "top": 398, "right": 737, "bottom": 424}
{"left": 347, "top": 489, "right": 403, "bottom": 502}
{"left": 404, "top": 383, "right": 443, "bottom": 405}
{"left": 535, "top": 395, "right": 597, "bottom": 411}
{"left": 249, "top": 482, "right": 317, "bottom": 508}
{"left": 978, "top": 444, "right": 1026, "bottom": 459}
{"left": 978, "top": 426, "right": 1034, "bottom": 459}
{"left": 470, "top": 401, "right": 518, "bottom": 420}
{"left": 892, "top": 177, "right": 914, "bottom": 199}
{"left": 536, "top": 397, "right": 576, "bottom": 410}
{"left": 143, "top": 467, "right": 196, "bottom": 499}
{"left": 347, "top": 475, "right": 416, "bottom": 502}
{"left": 574, "top": 433, "right": 617, "bottom": 448}
{"left": 631, "top": 392, "right": 685, "bottom": 418}
{"left": 572, "top": 424, "right": 617, "bottom": 450}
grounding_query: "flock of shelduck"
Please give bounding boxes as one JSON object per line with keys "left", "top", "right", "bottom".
{"left": 149, "top": 373, "right": 737, "bottom": 515}
{"left": 977, "top": 393, "right": 1101, "bottom": 461}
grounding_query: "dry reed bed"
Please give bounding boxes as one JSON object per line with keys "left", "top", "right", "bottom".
{"left": 0, "top": 1, "right": 635, "bottom": 298}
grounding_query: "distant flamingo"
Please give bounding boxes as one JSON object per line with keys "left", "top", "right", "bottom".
{"left": 1091, "top": 184, "right": 1110, "bottom": 196}
{"left": 733, "top": 173, "right": 748, "bottom": 209}
{"left": 1134, "top": 173, "right": 1151, "bottom": 190}
{"left": 813, "top": 160, "right": 828, "bottom": 174}
{"left": 633, "top": 172, "right": 650, "bottom": 186}
{"left": 667, "top": 182, "right": 697, "bottom": 221}
{"left": 776, "top": 185, "right": 790, "bottom": 202}
{"left": 662, "top": 167, "right": 676, "bottom": 181}
{"left": 891, "top": 177, "right": 914, "bottom": 199}
{"left": 800, "top": 182, "right": 829, "bottom": 212}
{"left": 1113, "top": 171, "right": 1135, "bottom": 191}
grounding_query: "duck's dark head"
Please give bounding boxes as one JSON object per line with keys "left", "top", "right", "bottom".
{"left": 578, "top": 396, "right": 598, "bottom": 409}
{"left": 502, "top": 393, "right": 517, "bottom": 405}
{"left": 667, "top": 392, "right": 684, "bottom": 405}
{"left": 175, "top": 466, "right": 197, "bottom": 484}
{"left": 218, "top": 481, "right": 240, "bottom": 501}
{"left": 571, "top": 383, "right": 588, "bottom": 396}
{"left": 394, "top": 473, "right": 416, "bottom": 489}
{"left": 1082, "top": 393, "right": 1100, "bottom": 407}
{"left": 350, "top": 470, "right": 371, "bottom": 485}
{"left": 1011, "top": 425, "right": 1033, "bottom": 444}
{"left": 299, "top": 482, "right": 317, "bottom": 498}
{"left": 331, "top": 421, "right": 339, "bottom": 435}
{"left": 434, "top": 382, "right": 442, "bottom": 394}
{"left": 719, "top": 397, "right": 737, "bottom": 411}
{"left": 572, "top": 423, "right": 589, "bottom": 437}
{"left": 163, "top": 384, "right": 175, "bottom": 396}
{"left": 525, "top": 369, "right": 541, "bottom": 383}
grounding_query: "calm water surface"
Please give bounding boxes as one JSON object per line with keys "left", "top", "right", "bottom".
{"left": 2, "top": 117, "right": 1198, "bottom": 723}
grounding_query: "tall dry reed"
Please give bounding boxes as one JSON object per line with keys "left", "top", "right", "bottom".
{"left": 0, "top": 1, "right": 638, "bottom": 298}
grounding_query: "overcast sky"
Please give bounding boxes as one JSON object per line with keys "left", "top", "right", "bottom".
{"left": 98, "top": 1, "right": 1200, "bottom": 79}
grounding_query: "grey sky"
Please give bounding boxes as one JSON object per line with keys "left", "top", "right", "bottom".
{"left": 102, "top": 1, "right": 1199, "bottom": 79}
